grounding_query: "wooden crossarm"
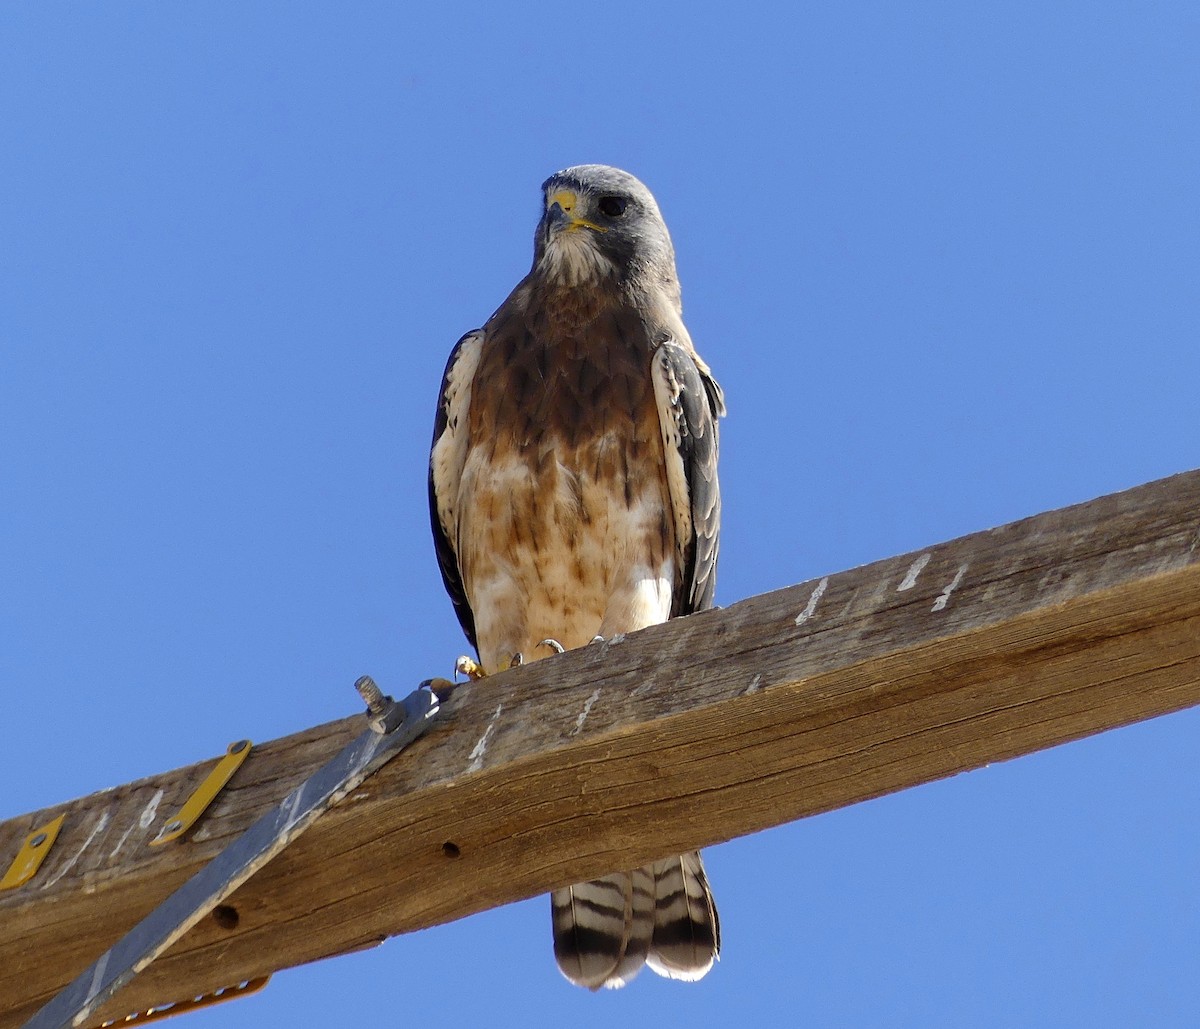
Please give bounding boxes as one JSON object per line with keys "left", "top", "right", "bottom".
{"left": 1, "top": 469, "right": 1198, "bottom": 1028}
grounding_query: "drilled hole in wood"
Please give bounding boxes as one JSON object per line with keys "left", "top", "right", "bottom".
{"left": 212, "top": 904, "right": 240, "bottom": 930}
{"left": 442, "top": 841, "right": 461, "bottom": 858}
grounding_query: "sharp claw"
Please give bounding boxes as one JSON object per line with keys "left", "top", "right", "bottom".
{"left": 589, "top": 635, "right": 606, "bottom": 646}
{"left": 455, "top": 655, "right": 487, "bottom": 681}
{"left": 423, "top": 677, "right": 458, "bottom": 701}
{"left": 509, "top": 652, "right": 524, "bottom": 669}
{"left": 537, "top": 638, "right": 566, "bottom": 654}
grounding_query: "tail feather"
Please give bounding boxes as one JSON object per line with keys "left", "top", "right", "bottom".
{"left": 645, "top": 852, "right": 720, "bottom": 982}
{"left": 607, "top": 866, "right": 655, "bottom": 987}
{"left": 552, "top": 870, "right": 654, "bottom": 990}
{"left": 551, "top": 853, "right": 719, "bottom": 989}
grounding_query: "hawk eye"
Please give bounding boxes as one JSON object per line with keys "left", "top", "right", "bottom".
{"left": 597, "top": 195, "right": 628, "bottom": 218}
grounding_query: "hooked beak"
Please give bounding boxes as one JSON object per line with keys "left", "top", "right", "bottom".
{"left": 546, "top": 189, "right": 607, "bottom": 234}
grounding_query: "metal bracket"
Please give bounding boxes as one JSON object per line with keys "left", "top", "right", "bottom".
{"left": 150, "top": 740, "right": 252, "bottom": 846}
{"left": 1, "top": 813, "right": 66, "bottom": 891}
{"left": 23, "top": 676, "right": 443, "bottom": 1029}
{"left": 87, "top": 977, "right": 270, "bottom": 1028}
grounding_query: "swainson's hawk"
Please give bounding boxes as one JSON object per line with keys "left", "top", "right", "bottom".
{"left": 429, "top": 165, "right": 724, "bottom": 989}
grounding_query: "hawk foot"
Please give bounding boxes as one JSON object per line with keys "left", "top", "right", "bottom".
{"left": 423, "top": 677, "right": 458, "bottom": 701}
{"left": 455, "top": 655, "right": 487, "bottom": 681}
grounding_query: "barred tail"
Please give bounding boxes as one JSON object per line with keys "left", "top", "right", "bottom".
{"left": 646, "top": 851, "right": 720, "bottom": 982}
{"left": 551, "top": 852, "right": 719, "bottom": 989}
{"left": 552, "top": 868, "right": 655, "bottom": 989}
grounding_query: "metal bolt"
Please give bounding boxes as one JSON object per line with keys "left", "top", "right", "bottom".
{"left": 30, "top": 833, "right": 47, "bottom": 848}
{"left": 164, "top": 820, "right": 183, "bottom": 835}
{"left": 230, "top": 740, "right": 249, "bottom": 754}
{"left": 355, "top": 675, "right": 388, "bottom": 716}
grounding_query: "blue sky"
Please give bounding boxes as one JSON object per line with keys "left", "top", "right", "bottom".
{"left": 2, "top": 3, "right": 1198, "bottom": 1027}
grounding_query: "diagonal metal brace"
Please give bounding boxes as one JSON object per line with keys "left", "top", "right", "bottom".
{"left": 22, "top": 679, "right": 443, "bottom": 1029}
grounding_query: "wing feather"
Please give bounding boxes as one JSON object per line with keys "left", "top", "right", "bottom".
{"left": 428, "top": 330, "right": 484, "bottom": 651}
{"left": 650, "top": 343, "right": 724, "bottom": 616}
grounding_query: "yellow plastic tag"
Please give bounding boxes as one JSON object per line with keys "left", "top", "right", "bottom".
{"left": 150, "top": 740, "right": 252, "bottom": 846}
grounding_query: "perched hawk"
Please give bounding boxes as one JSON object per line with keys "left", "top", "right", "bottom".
{"left": 429, "top": 165, "right": 724, "bottom": 989}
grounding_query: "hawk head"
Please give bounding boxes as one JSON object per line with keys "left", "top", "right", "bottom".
{"left": 532, "top": 165, "right": 680, "bottom": 303}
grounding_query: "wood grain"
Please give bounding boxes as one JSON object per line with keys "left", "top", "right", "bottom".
{"left": 2, "top": 469, "right": 1198, "bottom": 1027}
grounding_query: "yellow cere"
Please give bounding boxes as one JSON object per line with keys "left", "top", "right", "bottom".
{"left": 549, "top": 189, "right": 577, "bottom": 213}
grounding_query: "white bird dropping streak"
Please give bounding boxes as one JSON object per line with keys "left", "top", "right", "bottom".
{"left": 795, "top": 577, "right": 829, "bottom": 625}
{"left": 139, "top": 788, "right": 165, "bottom": 829}
{"left": 109, "top": 788, "right": 166, "bottom": 859}
{"left": 571, "top": 689, "right": 601, "bottom": 736}
{"left": 898, "top": 553, "right": 931, "bottom": 591}
{"left": 932, "top": 565, "right": 969, "bottom": 611}
{"left": 44, "top": 810, "right": 110, "bottom": 888}
{"left": 467, "top": 703, "right": 503, "bottom": 772}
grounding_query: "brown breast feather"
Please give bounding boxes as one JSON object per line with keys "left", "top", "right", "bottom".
{"left": 461, "top": 285, "right": 675, "bottom": 660}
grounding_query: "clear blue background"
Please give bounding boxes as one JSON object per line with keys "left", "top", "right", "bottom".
{"left": 3, "top": 3, "right": 1198, "bottom": 1027}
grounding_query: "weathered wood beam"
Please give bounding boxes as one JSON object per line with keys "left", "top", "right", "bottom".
{"left": 2, "top": 470, "right": 1199, "bottom": 1027}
